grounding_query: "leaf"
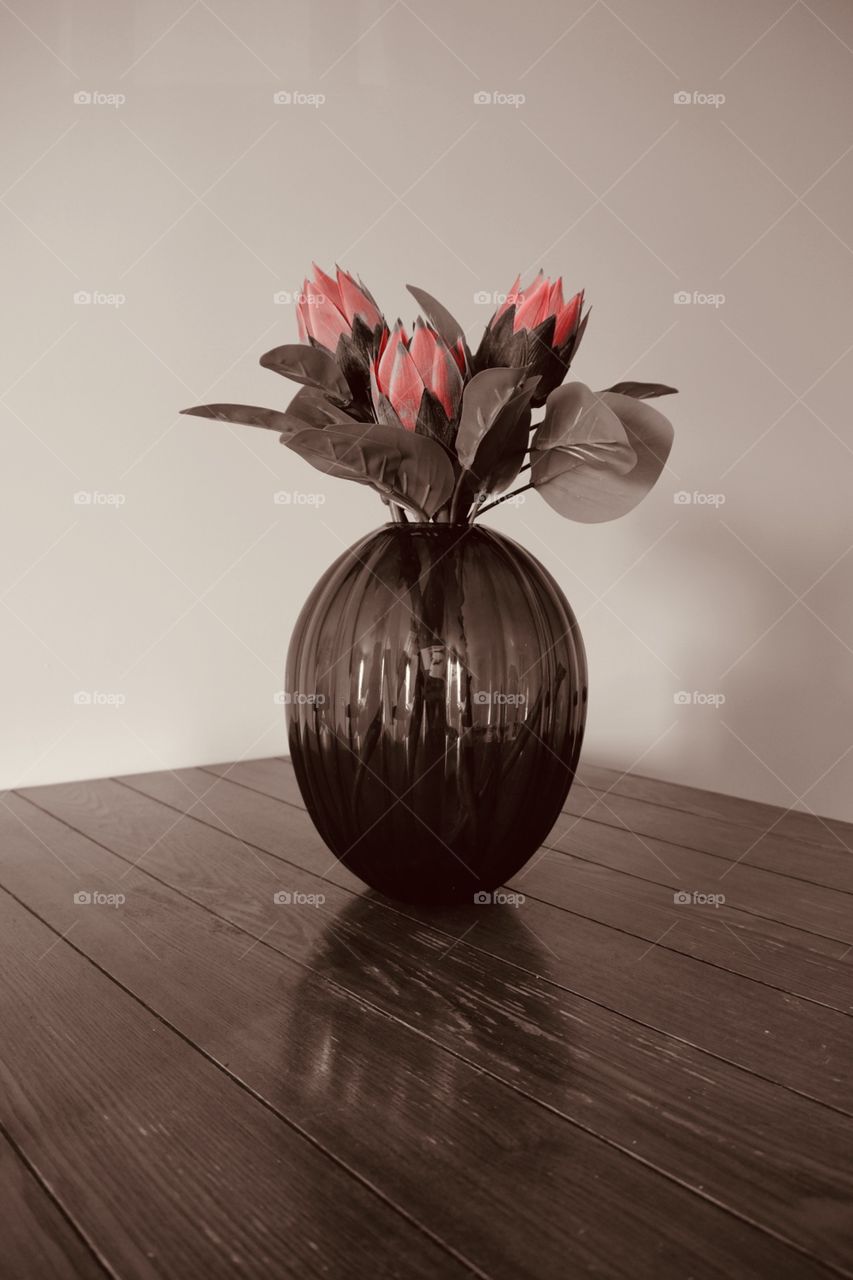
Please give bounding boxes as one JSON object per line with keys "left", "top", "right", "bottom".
{"left": 454, "top": 367, "right": 530, "bottom": 469}
{"left": 604, "top": 381, "right": 678, "bottom": 400}
{"left": 180, "top": 403, "right": 301, "bottom": 433}
{"left": 467, "top": 377, "right": 539, "bottom": 494}
{"left": 283, "top": 420, "right": 455, "bottom": 519}
{"left": 406, "top": 285, "right": 468, "bottom": 354}
{"left": 532, "top": 391, "right": 674, "bottom": 523}
{"left": 284, "top": 386, "right": 358, "bottom": 428}
{"left": 259, "top": 343, "right": 350, "bottom": 399}
{"left": 531, "top": 382, "right": 636, "bottom": 473}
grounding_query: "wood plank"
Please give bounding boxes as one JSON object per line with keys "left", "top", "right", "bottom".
{"left": 191, "top": 760, "right": 853, "bottom": 1012}
{"left": 21, "top": 772, "right": 853, "bottom": 1109}
{"left": 3, "top": 790, "right": 851, "bottom": 1278}
{"left": 0, "top": 1129, "right": 108, "bottom": 1279}
{"left": 206, "top": 759, "right": 852, "bottom": 928}
{"left": 562, "top": 785, "right": 852, "bottom": 894}
{"left": 0, "top": 880, "right": 475, "bottom": 1280}
{"left": 576, "top": 764, "right": 853, "bottom": 853}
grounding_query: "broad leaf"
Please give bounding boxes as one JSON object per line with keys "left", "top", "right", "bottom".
{"left": 285, "top": 386, "right": 358, "bottom": 428}
{"left": 180, "top": 403, "right": 302, "bottom": 433}
{"left": 531, "top": 382, "right": 636, "bottom": 473}
{"left": 455, "top": 367, "right": 530, "bottom": 469}
{"left": 604, "top": 381, "right": 677, "bottom": 400}
{"left": 532, "top": 391, "right": 674, "bottom": 523}
{"left": 284, "top": 421, "right": 455, "bottom": 519}
{"left": 468, "top": 377, "right": 539, "bottom": 495}
{"left": 259, "top": 343, "right": 350, "bottom": 399}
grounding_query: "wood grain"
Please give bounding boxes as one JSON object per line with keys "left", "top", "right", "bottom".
{"left": 1, "top": 790, "right": 849, "bottom": 1279}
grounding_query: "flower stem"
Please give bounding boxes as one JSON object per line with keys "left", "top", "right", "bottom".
{"left": 475, "top": 481, "right": 535, "bottom": 517}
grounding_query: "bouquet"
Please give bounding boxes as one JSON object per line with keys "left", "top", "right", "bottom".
{"left": 182, "top": 264, "right": 676, "bottom": 525}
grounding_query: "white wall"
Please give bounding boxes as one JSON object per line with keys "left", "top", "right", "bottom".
{"left": 3, "top": 0, "right": 852, "bottom": 820}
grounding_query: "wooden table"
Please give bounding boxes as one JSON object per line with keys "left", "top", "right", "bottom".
{"left": 1, "top": 758, "right": 851, "bottom": 1279}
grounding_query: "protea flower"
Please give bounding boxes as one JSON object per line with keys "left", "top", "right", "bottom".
{"left": 296, "top": 263, "right": 384, "bottom": 352}
{"left": 474, "top": 271, "right": 588, "bottom": 405}
{"left": 371, "top": 318, "right": 465, "bottom": 441}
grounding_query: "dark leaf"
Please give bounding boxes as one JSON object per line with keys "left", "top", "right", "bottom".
{"left": 406, "top": 285, "right": 469, "bottom": 359}
{"left": 468, "top": 377, "right": 539, "bottom": 494}
{"left": 531, "top": 382, "right": 636, "bottom": 473}
{"left": 259, "top": 343, "right": 350, "bottom": 399}
{"left": 532, "top": 390, "right": 674, "bottom": 523}
{"left": 180, "top": 403, "right": 301, "bottom": 433}
{"left": 455, "top": 367, "right": 530, "bottom": 469}
{"left": 284, "top": 420, "right": 455, "bottom": 519}
{"left": 604, "top": 381, "right": 678, "bottom": 400}
{"left": 284, "top": 387, "right": 359, "bottom": 428}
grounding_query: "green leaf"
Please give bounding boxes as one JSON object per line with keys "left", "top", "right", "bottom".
{"left": 603, "top": 381, "right": 678, "bottom": 400}
{"left": 455, "top": 367, "right": 530, "bottom": 469}
{"left": 532, "top": 390, "right": 674, "bottom": 523}
{"left": 180, "top": 403, "right": 300, "bottom": 433}
{"left": 284, "top": 386, "right": 358, "bottom": 428}
{"left": 259, "top": 343, "right": 350, "bottom": 399}
{"left": 467, "top": 377, "right": 539, "bottom": 494}
{"left": 283, "top": 421, "right": 455, "bottom": 519}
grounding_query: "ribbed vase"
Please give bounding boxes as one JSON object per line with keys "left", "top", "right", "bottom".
{"left": 285, "top": 523, "right": 587, "bottom": 904}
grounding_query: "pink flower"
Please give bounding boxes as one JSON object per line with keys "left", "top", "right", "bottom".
{"left": 496, "top": 272, "right": 583, "bottom": 346}
{"left": 373, "top": 319, "right": 464, "bottom": 433}
{"left": 296, "top": 263, "right": 383, "bottom": 352}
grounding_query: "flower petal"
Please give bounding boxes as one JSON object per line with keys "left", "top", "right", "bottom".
{"left": 337, "top": 267, "right": 382, "bottom": 329}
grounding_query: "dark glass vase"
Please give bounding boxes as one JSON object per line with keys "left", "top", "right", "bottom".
{"left": 285, "top": 523, "right": 587, "bottom": 905}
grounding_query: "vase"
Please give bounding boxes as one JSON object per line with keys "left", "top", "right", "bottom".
{"left": 285, "top": 522, "right": 587, "bottom": 905}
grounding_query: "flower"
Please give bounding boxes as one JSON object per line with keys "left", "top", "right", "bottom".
{"left": 296, "top": 263, "right": 383, "bottom": 352}
{"left": 474, "top": 270, "right": 587, "bottom": 404}
{"left": 372, "top": 318, "right": 464, "bottom": 434}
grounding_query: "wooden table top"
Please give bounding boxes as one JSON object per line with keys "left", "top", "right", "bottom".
{"left": 2, "top": 758, "right": 851, "bottom": 1279}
